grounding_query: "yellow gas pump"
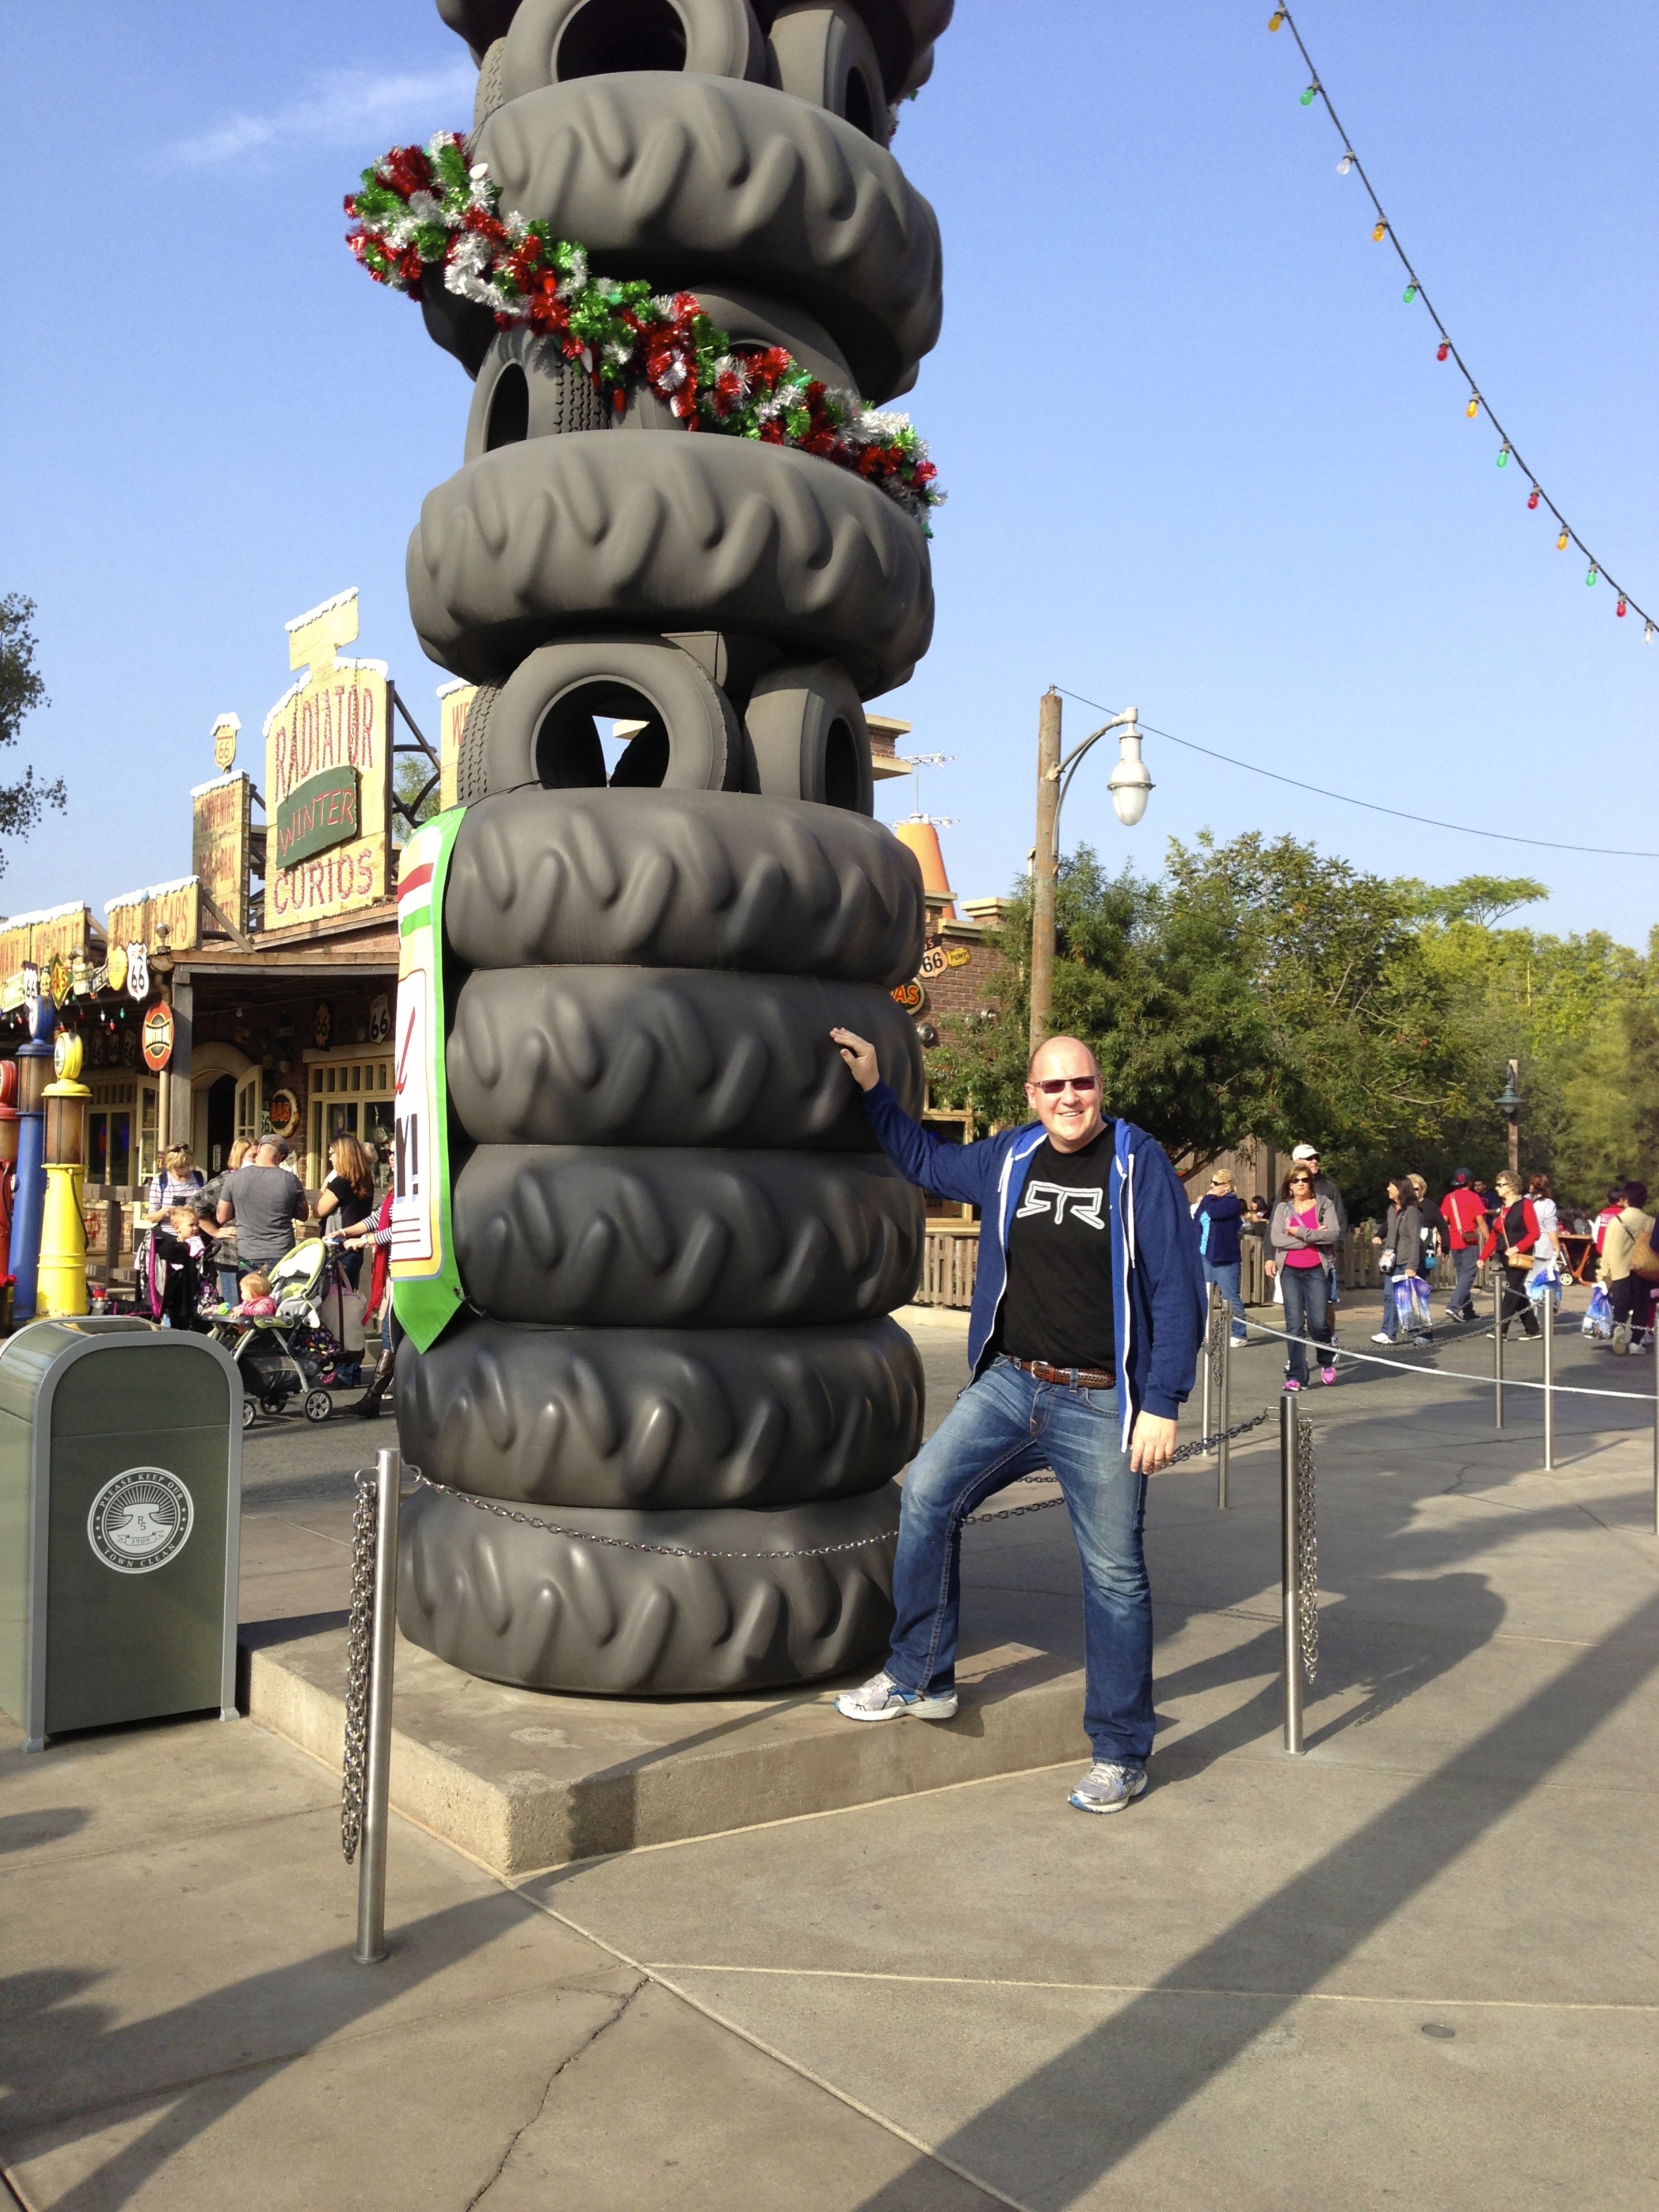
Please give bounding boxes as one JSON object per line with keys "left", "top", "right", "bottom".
{"left": 38, "top": 1033, "right": 90, "bottom": 1319}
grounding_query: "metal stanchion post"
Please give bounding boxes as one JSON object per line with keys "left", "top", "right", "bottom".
{"left": 1541, "top": 1279, "right": 1555, "bottom": 1470}
{"left": 1652, "top": 1345, "right": 1658, "bottom": 1538}
{"left": 354, "top": 1445, "right": 402, "bottom": 1967}
{"left": 1280, "top": 1397, "right": 1305, "bottom": 1756}
{"left": 1494, "top": 1288, "right": 1505, "bottom": 1430}
{"left": 1217, "top": 1307, "right": 1233, "bottom": 1511}
{"left": 1201, "top": 1284, "right": 1216, "bottom": 1453}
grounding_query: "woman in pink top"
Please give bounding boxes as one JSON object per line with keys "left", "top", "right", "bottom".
{"left": 1268, "top": 1166, "right": 1343, "bottom": 1390}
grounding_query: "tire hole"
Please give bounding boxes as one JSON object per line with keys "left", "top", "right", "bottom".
{"left": 534, "top": 682, "right": 672, "bottom": 790}
{"left": 822, "top": 716, "right": 862, "bottom": 811}
{"left": 485, "top": 363, "right": 530, "bottom": 450}
{"left": 844, "top": 67, "right": 877, "bottom": 140}
{"left": 556, "top": 0, "right": 689, "bottom": 77}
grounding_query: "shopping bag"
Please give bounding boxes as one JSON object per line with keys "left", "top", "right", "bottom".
{"left": 1525, "top": 1261, "right": 1561, "bottom": 1310}
{"left": 1583, "top": 1282, "right": 1614, "bottom": 1339}
{"left": 1390, "top": 1272, "right": 1432, "bottom": 1334}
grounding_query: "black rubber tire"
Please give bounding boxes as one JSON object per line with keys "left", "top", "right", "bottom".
{"left": 745, "top": 659, "right": 873, "bottom": 813}
{"left": 452, "top": 634, "right": 741, "bottom": 798}
{"left": 500, "top": 0, "right": 769, "bottom": 97}
{"left": 768, "top": 2, "right": 889, "bottom": 143}
{"left": 407, "top": 430, "right": 933, "bottom": 697}
{"left": 398, "top": 1479, "right": 899, "bottom": 1693}
{"left": 471, "top": 75, "right": 941, "bottom": 400}
{"left": 438, "top": 0, "right": 521, "bottom": 66}
{"left": 445, "top": 787, "right": 926, "bottom": 986}
{"left": 464, "top": 330, "right": 611, "bottom": 462}
{"left": 447, "top": 966, "right": 922, "bottom": 1147}
{"left": 395, "top": 1315, "right": 922, "bottom": 1507}
{"left": 473, "top": 35, "right": 509, "bottom": 127}
{"left": 844, "top": 0, "right": 952, "bottom": 101}
{"left": 453, "top": 1145, "right": 923, "bottom": 1326}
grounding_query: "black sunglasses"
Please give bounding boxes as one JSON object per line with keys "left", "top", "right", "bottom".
{"left": 1032, "top": 1075, "right": 1099, "bottom": 1097}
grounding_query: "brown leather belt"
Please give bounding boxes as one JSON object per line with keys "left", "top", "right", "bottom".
{"left": 1009, "top": 1356, "right": 1115, "bottom": 1391}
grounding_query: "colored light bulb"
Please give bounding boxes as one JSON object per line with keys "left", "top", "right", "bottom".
{"left": 1466, "top": 396, "right": 1479, "bottom": 418}
{"left": 1372, "top": 220, "right": 1387, "bottom": 241}
{"left": 1496, "top": 445, "right": 1509, "bottom": 467}
{"left": 1337, "top": 153, "right": 1353, "bottom": 175}
{"left": 1301, "top": 83, "right": 1317, "bottom": 104}
{"left": 1618, "top": 597, "right": 1628, "bottom": 617}
{"left": 1586, "top": 567, "right": 1598, "bottom": 586}
{"left": 1528, "top": 487, "right": 1540, "bottom": 509}
{"left": 1436, "top": 340, "right": 1450, "bottom": 361}
{"left": 1269, "top": 8, "right": 1285, "bottom": 26}
{"left": 1557, "top": 529, "right": 1569, "bottom": 550}
{"left": 1645, "top": 623, "right": 1654, "bottom": 643}
{"left": 1403, "top": 283, "right": 1418, "bottom": 303}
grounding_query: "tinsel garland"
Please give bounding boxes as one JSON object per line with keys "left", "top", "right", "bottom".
{"left": 346, "top": 131, "right": 942, "bottom": 526}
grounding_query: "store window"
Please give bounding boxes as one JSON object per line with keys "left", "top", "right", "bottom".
{"left": 305, "top": 1050, "right": 394, "bottom": 1192}
{"left": 88, "top": 1076, "right": 152, "bottom": 1189}
{"left": 88, "top": 1078, "right": 136, "bottom": 1189}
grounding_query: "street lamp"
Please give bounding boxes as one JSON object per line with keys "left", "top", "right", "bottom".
{"left": 1029, "top": 689, "right": 1153, "bottom": 1051}
{"left": 1495, "top": 1058, "right": 1521, "bottom": 1179}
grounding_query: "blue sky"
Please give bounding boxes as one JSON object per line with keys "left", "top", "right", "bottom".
{"left": 3, "top": 3, "right": 1655, "bottom": 943}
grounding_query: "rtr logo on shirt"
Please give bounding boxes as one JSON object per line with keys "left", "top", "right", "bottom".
{"left": 1015, "top": 1183, "right": 1106, "bottom": 1229}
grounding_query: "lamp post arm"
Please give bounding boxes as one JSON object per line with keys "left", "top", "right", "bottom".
{"left": 1052, "top": 712, "right": 1138, "bottom": 842}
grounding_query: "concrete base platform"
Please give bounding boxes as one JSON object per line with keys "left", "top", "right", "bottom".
{"left": 241, "top": 1617, "right": 1088, "bottom": 1877}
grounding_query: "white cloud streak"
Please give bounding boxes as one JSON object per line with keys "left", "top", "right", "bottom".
{"left": 165, "top": 62, "right": 474, "bottom": 167}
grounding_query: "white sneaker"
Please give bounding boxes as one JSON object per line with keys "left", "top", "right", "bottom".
{"left": 834, "top": 1670, "right": 959, "bottom": 1723}
{"left": 1371, "top": 1331, "right": 1393, "bottom": 1345}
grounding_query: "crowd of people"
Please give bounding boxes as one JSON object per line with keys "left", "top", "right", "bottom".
{"left": 1193, "top": 1151, "right": 1659, "bottom": 1388}
{"left": 135, "top": 1132, "right": 400, "bottom": 1414}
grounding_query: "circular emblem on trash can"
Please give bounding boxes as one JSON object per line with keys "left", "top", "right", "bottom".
{"left": 86, "top": 1469, "right": 194, "bottom": 1575}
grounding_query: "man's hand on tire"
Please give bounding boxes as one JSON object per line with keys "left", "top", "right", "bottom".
{"left": 832, "top": 1028, "right": 880, "bottom": 1091}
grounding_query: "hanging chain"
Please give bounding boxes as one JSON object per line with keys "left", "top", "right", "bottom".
{"left": 341, "top": 1472, "right": 378, "bottom": 1865}
{"left": 409, "top": 1408, "right": 1275, "bottom": 1554}
{"left": 1295, "top": 1407, "right": 1318, "bottom": 1682}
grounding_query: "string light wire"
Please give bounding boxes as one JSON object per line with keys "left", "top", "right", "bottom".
{"left": 1269, "top": 6, "right": 1654, "bottom": 639}
{"left": 1055, "top": 687, "right": 1659, "bottom": 859}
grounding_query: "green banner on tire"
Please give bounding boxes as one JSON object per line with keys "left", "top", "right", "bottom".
{"left": 390, "top": 806, "right": 467, "bottom": 1352}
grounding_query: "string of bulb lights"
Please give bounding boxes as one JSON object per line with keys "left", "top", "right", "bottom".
{"left": 1269, "top": 5, "right": 1654, "bottom": 642}
{"left": 1054, "top": 689, "right": 1659, "bottom": 860}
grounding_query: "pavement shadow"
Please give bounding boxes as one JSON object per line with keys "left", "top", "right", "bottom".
{"left": 0, "top": 1891, "right": 541, "bottom": 2209}
{"left": 851, "top": 1584, "right": 1659, "bottom": 2210}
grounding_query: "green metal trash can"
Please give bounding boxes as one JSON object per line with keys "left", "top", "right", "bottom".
{"left": 0, "top": 1317, "right": 242, "bottom": 1752}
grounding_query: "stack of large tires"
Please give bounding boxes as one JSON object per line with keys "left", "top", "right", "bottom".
{"left": 396, "top": 0, "right": 951, "bottom": 1694}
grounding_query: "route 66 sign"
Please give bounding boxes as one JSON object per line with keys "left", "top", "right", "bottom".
{"left": 125, "top": 943, "right": 149, "bottom": 1001}
{"left": 367, "top": 992, "right": 390, "bottom": 1044}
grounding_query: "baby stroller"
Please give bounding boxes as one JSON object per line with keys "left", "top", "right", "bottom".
{"left": 209, "top": 1240, "right": 363, "bottom": 1429}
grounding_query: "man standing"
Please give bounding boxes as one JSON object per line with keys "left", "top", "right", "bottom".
{"left": 827, "top": 1027, "right": 1204, "bottom": 1816}
{"left": 1439, "top": 1169, "right": 1488, "bottom": 1324}
{"left": 216, "top": 1137, "right": 309, "bottom": 1282}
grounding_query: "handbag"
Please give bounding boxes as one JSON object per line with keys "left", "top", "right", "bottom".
{"left": 1628, "top": 1218, "right": 1659, "bottom": 1284}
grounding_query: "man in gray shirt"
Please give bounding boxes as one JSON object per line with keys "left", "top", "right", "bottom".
{"left": 216, "top": 1139, "right": 309, "bottom": 1273}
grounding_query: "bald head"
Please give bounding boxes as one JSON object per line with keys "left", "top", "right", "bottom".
{"left": 1025, "top": 1035, "right": 1105, "bottom": 1153}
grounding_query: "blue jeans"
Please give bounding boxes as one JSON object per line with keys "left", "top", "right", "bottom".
{"left": 1447, "top": 1246, "right": 1478, "bottom": 1315}
{"left": 886, "top": 1356, "right": 1153, "bottom": 1763}
{"left": 1202, "top": 1257, "right": 1245, "bottom": 1337}
{"left": 1279, "top": 1264, "right": 1330, "bottom": 1382}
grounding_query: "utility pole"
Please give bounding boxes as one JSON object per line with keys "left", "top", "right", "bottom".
{"left": 1029, "top": 688, "right": 1062, "bottom": 1055}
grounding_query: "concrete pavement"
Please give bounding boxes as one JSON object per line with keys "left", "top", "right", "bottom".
{"left": 4, "top": 1294, "right": 1659, "bottom": 2207}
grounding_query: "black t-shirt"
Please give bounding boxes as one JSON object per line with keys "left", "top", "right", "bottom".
{"left": 997, "top": 1130, "right": 1116, "bottom": 1371}
{"left": 326, "top": 1174, "right": 373, "bottom": 1231}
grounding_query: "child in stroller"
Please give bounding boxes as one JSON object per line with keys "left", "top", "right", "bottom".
{"left": 142, "top": 1205, "right": 208, "bottom": 1330}
{"left": 209, "top": 1237, "right": 363, "bottom": 1427}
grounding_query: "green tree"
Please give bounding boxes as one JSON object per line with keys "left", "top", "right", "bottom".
{"left": 392, "top": 752, "right": 441, "bottom": 842}
{"left": 0, "top": 594, "right": 65, "bottom": 875}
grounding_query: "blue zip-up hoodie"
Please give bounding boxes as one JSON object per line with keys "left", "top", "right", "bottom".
{"left": 862, "top": 1083, "right": 1206, "bottom": 1446}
